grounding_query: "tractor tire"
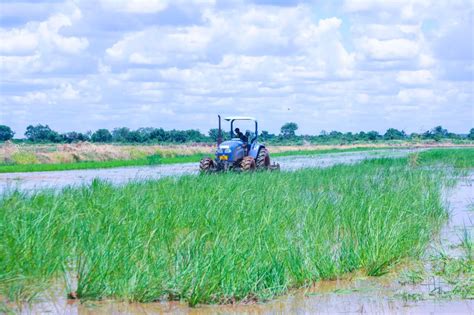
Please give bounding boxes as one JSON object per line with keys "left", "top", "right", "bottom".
{"left": 199, "top": 157, "right": 214, "bottom": 173}
{"left": 256, "top": 148, "right": 270, "bottom": 169}
{"left": 241, "top": 156, "right": 256, "bottom": 172}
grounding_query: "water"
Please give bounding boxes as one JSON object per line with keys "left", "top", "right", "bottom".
{"left": 4, "top": 151, "right": 473, "bottom": 314}
{"left": 0, "top": 149, "right": 419, "bottom": 194}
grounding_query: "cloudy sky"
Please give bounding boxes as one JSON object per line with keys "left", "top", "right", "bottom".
{"left": 0, "top": 0, "right": 473, "bottom": 136}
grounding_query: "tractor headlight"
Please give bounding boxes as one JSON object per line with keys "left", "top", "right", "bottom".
{"left": 218, "top": 145, "right": 231, "bottom": 154}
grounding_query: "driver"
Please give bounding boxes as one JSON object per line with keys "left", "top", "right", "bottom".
{"left": 234, "top": 128, "right": 248, "bottom": 143}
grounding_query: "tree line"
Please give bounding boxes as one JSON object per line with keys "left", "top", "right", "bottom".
{"left": 0, "top": 123, "right": 473, "bottom": 144}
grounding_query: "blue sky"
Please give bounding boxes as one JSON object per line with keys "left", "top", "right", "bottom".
{"left": 0, "top": 0, "right": 473, "bottom": 135}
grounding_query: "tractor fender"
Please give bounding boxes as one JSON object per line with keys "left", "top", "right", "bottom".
{"left": 249, "top": 143, "right": 265, "bottom": 159}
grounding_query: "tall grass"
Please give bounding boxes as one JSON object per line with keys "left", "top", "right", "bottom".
{"left": 413, "top": 148, "right": 474, "bottom": 169}
{"left": 0, "top": 158, "right": 449, "bottom": 306}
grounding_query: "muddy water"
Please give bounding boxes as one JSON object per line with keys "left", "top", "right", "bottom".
{"left": 0, "top": 148, "right": 419, "bottom": 194}
{"left": 21, "top": 277, "right": 473, "bottom": 314}
{"left": 12, "top": 173, "right": 474, "bottom": 314}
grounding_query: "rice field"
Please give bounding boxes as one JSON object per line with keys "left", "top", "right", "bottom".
{"left": 1, "top": 141, "right": 471, "bottom": 173}
{"left": 3, "top": 149, "right": 471, "bottom": 307}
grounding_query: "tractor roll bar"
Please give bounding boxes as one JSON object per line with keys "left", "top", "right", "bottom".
{"left": 227, "top": 117, "right": 258, "bottom": 143}
{"left": 217, "top": 115, "right": 223, "bottom": 145}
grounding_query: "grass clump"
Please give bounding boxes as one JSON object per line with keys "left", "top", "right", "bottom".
{"left": 431, "top": 228, "right": 473, "bottom": 299}
{"left": 10, "top": 152, "right": 38, "bottom": 165}
{"left": 412, "top": 148, "right": 474, "bottom": 169}
{"left": 0, "top": 158, "right": 449, "bottom": 306}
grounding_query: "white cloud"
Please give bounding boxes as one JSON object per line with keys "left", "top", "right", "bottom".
{"left": 100, "top": 0, "right": 169, "bottom": 13}
{"left": 99, "top": 0, "right": 216, "bottom": 14}
{"left": 0, "top": 4, "right": 88, "bottom": 76}
{"left": 0, "top": 7, "right": 87, "bottom": 56}
{"left": 397, "top": 88, "right": 440, "bottom": 104}
{"left": 7, "top": 82, "right": 82, "bottom": 105}
{"left": 351, "top": 23, "right": 420, "bottom": 40}
{"left": 396, "top": 70, "right": 434, "bottom": 85}
{"left": 0, "top": 28, "right": 38, "bottom": 55}
{"left": 344, "top": 0, "right": 432, "bottom": 20}
{"left": 105, "top": 6, "right": 354, "bottom": 80}
{"left": 357, "top": 37, "right": 419, "bottom": 60}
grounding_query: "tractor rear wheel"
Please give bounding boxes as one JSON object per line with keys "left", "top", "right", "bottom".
{"left": 199, "top": 157, "right": 214, "bottom": 173}
{"left": 241, "top": 156, "right": 256, "bottom": 172}
{"left": 256, "top": 148, "right": 270, "bottom": 169}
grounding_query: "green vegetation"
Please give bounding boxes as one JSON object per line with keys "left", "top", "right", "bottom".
{"left": 0, "top": 125, "right": 14, "bottom": 141}
{"left": 396, "top": 227, "right": 473, "bottom": 300}
{"left": 272, "top": 146, "right": 383, "bottom": 158}
{"left": 1, "top": 157, "right": 450, "bottom": 306}
{"left": 411, "top": 148, "right": 474, "bottom": 169}
{"left": 431, "top": 228, "right": 473, "bottom": 299}
{"left": 398, "top": 265, "right": 426, "bottom": 285}
{"left": 0, "top": 153, "right": 207, "bottom": 173}
{"left": 10, "top": 152, "right": 38, "bottom": 165}
{"left": 3, "top": 122, "right": 473, "bottom": 144}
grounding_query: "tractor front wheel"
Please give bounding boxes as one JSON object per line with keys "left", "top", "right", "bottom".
{"left": 199, "top": 157, "right": 214, "bottom": 173}
{"left": 241, "top": 156, "right": 256, "bottom": 172}
{"left": 256, "top": 148, "right": 270, "bottom": 169}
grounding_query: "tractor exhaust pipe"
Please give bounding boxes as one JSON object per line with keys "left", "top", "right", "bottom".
{"left": 217, "top": 115, "right": 223, "bottom": 145}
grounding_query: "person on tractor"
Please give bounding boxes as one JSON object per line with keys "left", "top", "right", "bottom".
{"left": 234, "top": 128, "right": 248, "bottom": 143}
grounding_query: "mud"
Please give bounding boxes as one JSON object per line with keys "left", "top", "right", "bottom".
{"left": 13, "top": 287, "right": 474, "bottom": 314}
{"left": 0, "top": 148, "right": 421, "bottom": 194}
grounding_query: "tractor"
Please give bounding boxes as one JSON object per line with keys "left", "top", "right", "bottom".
{"left": 200, "top": 115, "right": 280, "bottom": 173}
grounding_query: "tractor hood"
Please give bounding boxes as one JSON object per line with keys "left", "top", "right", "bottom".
{"left": 218, "top": 139, "right": 243, "bottom": 152}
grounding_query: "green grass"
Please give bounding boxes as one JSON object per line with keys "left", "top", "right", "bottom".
{"left": 1, "top": 157, "right": 450, "bottom": 306}
{"left": 412, "top": 148, "right": 474, "bottom": 169}
{"left": 271, "top": 146, "right": 384, "bottom": 157}
{"left": 0, "top": 153, "right": 208, "bottom": 173}
{"left": 397, "top": 227, "right": 473, "bottom": 300}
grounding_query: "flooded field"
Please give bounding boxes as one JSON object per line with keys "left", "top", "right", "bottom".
{"left": 12, "top": 173, "right": 473, "bottom": 314}
{"left": 0, "top": 150, "right": 474, "bottom": 314}
{"left": 0, "top": 148, "right": 420, "bottom": 194}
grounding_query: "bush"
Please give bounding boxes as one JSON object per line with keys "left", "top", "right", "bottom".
{"left": 11, "top": 152, "right": 38, "bottom": 164}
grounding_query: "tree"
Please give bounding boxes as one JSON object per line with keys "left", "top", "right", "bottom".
{"left": 208, "top": 128, "right": 221, "bottom": 142}
{"left": 184, "top": 129, "right": 206, "bottom": 142}
{"left": 423, "top": 125, "right": 448, "bottom": 141}
{"left": 469, "top": 128, "right": 474, "bottom": 140}
{"left": 410, "top": 132, "right": 421, "bottom": 140}
{"left": 112, "top": 127, "right": 130, "bottom": 142}
{"left": 0, "top": 125, "right": 14, "bottom": 141}
{"left": 150, "top": 128, "right": 167, "bottom": 142}
{"left": 25, "top": 124, "right": 61, "bottom": 142}
{"left": 280, "top": 122, "right": 298, "bottom": 138}
{"left": 367, "top": 131, "right": 381, "bottom": 141}
{"left": 62, "top": 131, "right": 90, "bottom": 143}
{"left": 135, "top": 127, "right": 155, "bottom": 142}
{"left": 431, "top": 125, "right": 448, "bottom": 141}
{"left": 260, "top": 130, "right": 275, "bottom": 141}
{"left": 91, "top": 129, "right": 112, "bottom": 142}
{"left": 343, "top": 132, "right": 354, "bottom": 143}
{"left": 329, "top": 130, "right": 343, "bottom": 138}
{"left": 168, "top": 129, "right": 187, "bottom": 143}
{"left": 384, "top": 128, "right": 407, "bottom": 140}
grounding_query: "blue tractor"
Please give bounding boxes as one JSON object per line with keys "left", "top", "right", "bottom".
{"left": 200, "top": 115, "right": 280, "bottom": 172}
